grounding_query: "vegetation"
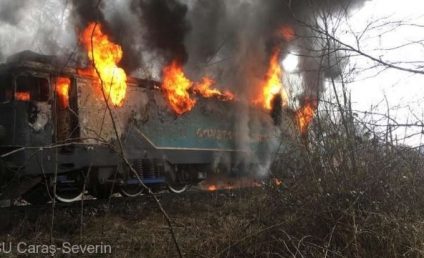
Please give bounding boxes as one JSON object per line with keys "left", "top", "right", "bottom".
{"left": 2, "top": 111, "right": 424, "bottom": 257}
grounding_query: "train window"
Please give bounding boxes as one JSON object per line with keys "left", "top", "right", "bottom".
{"left": 55, "top": 77, "right": 71, "bottom": 110}
{"left": 15, "top": 76, "right": 49, "bottom": 102}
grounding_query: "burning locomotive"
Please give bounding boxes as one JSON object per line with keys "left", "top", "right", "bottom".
{"left": 0, "top": 50, "right": 290, "bottom": 205}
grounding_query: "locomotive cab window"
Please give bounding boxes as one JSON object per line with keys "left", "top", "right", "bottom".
{"left": 15, "top": 76, "right": 49, "bottom": 102}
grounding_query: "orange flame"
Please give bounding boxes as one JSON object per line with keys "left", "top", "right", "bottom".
{"left": 80, "top": 22, "right": 127, "bottom": 106}
{"left": 256, "top": 50, "right": 288, "bottom": 110}
{"left": 162, "top": 61, "right": 234, "bottom": 114}
{"left": 162, "top": 61, "right": 196, "bottom": 115}
{"left": 202, "top": 177, "right": 283, "bottom": 191}
{"left": 193, "top": 77, "right": 235, "bottom": 101}
{"left": 56, "top": 77, "right": 70, "bottom": 109}
{"left": 15, "top": 92, "right": 30, "bottom": 101}
{"left": 200, "top": 176, "right": 262, "bottom": 191}
{"left": 207, "top": 185, "right": 218, "bottom": 191}
{"left": 295, "top": 100, "right": 317, "bottom": 134}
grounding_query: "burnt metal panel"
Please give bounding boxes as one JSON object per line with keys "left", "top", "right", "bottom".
{"left": 16, "top": 145, "right": 119, "bottom": 175}
{"left": 76, "top": 78, "right": 149, "bottom": 144}
{"left": 130, "top": 90, "right": 282, "bottom": 162}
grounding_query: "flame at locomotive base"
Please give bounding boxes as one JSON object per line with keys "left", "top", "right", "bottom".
{"left": 199, "top": 175, "right": 283, "bottom": 192}
{"left": 200, "top": 176, "right": 263, "bottom": 191}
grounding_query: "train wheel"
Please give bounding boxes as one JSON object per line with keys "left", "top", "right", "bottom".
{"left": 119, "top": 161, "right": 145, "bottom": 197}
{"left": 120, "top": 183, "right": 144, "bottom": 197}
{"left": 166, "top": 165, "right": 191, "bottom": 194}
{"left": 119, "top": 173, "right": 144, "bottom": 197}
{"left": 54, "top": 171, "right": 85, "bottom": 203}
{"left": 23, "top": 183, "right": 52, "bottom": 205}
{"left": 167, "top": 184, "right": 190, "bottom": 194}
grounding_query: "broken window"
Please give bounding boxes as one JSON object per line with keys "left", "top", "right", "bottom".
{"left": 55, "top": 77, "right": 71, "bottom": 110}
{"left": 54, "top": 76, "right": 78, "bottom": 144}
{"left": 15, "top": 76, "right": 49, "bottom": 102}
{"left": 14, "top": 76, "right": 51, "bottom": 132}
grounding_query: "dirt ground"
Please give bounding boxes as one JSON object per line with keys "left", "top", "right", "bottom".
{"left": 0, "top": 188, "right": 273, "bottom": 257}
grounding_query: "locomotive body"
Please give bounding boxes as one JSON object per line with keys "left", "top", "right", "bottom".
{"left": 0, "top": 52, "right": 285, "bottom": 204}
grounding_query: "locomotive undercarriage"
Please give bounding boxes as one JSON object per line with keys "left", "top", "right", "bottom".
{"left": 0, "top": 146, "right": 207, "bottom": 205}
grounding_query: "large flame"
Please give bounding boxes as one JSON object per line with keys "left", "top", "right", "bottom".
{"left": 295, "top": 99, "right": 317, "bottom": 134}
{"left": 56, "top": 77, "right": 70, "bottom": 109}
{"left": 162, "top": 61, "right": 234, "bottom": 115}
{"left": 80, "top": 22, "right": 127, "bottom": 106}
{"left": 256, "top": 50, "right": 289, "bottom": 110}
{"left": 162, "top": 61, "right": 196, "bottom": 115}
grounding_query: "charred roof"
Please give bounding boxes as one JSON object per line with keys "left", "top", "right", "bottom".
{"left": 6, "top": 50, "right": 57, "bottom": 64}
{"left": 0, "top": 51, "right": 159, "bottom": 90}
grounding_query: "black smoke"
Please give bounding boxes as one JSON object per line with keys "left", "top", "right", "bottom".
{"left": 106, "top": 6, "right": 144, "bottom": 73}
{"left": 70, "top": 0, "right": 107, "bottom": 31}
{"left": 131, "top": 0, "right": 191, "bottom": 65}
{"left": 184, "top": 0, "right": 228, "bottom": 74}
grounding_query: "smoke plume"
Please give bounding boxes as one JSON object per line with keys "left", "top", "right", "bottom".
{"left": 131, "top": 0, "right": 191, "bottom": 65}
